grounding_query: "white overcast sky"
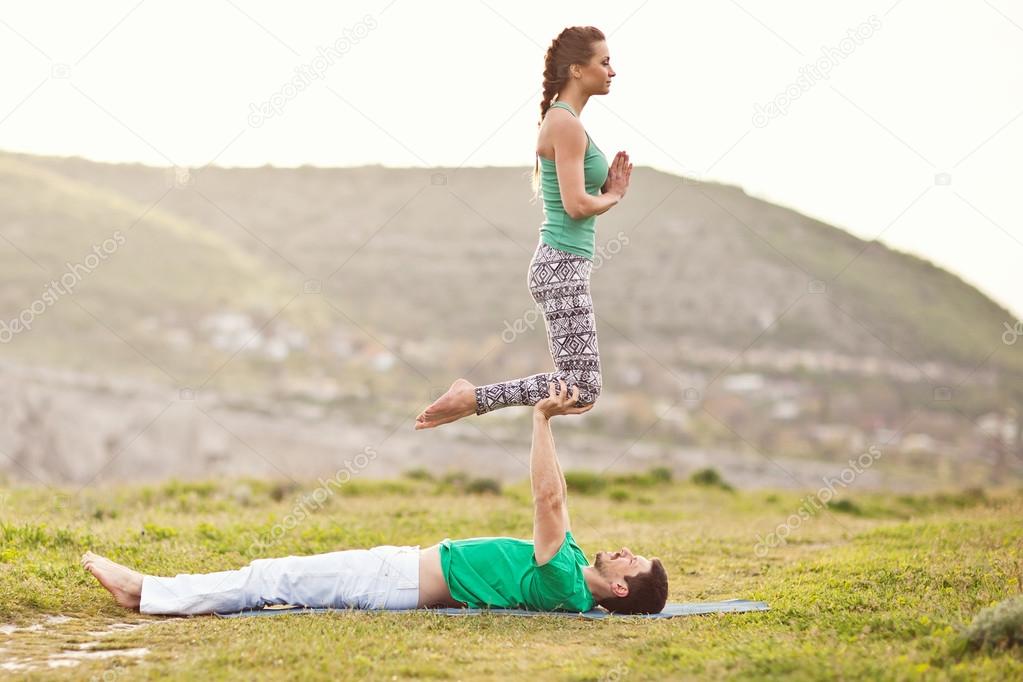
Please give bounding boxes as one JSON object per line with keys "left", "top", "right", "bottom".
{"left": 2, "top": 1, "right": 1021, "bottom": 320}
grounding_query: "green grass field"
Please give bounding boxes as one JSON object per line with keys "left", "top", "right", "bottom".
{"left": 1, "top": 472, "right": 1021, "bottom": 680}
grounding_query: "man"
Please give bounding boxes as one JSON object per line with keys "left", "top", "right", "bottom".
{"left": 83, "top": 380, "right": 669, "bottom": 615}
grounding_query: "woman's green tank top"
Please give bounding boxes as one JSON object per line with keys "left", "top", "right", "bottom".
{"left": 538, "top": 101, "right": 609, "bottom": 260}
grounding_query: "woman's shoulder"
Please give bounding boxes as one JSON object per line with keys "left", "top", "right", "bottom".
{"left": 544, "top": 105, "right": 581, "bottom": 128}
{"left": 542, "top": 109, "right": 588, "bottom": 147}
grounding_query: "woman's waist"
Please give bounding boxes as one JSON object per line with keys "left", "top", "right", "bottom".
{"left": 540, "top": 214, "right": 597, "bottom": 233}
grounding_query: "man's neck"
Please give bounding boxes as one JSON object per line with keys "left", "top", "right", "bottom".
{"left": 581, "top": 565, "right": 609, "bottom": 601}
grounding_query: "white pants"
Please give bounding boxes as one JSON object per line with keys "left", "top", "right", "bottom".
{"left": 139, "top": 545, "right": 420, "bottom": 615}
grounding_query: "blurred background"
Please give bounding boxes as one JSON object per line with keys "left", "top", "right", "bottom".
{"left": 1, "top": 0, "right": 1020, "bottom": 491}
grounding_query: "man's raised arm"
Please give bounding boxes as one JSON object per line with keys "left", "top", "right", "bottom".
{"left": 531, "top": 380, "right": 592, "bottom": 565}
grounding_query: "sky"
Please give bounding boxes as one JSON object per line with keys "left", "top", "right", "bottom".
{"left": 2, "top": 0, "right": 1021, "bottom": 320}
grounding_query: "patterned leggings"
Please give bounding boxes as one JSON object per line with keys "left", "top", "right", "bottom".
{"left": 474, "top": 241, "right": 602, "bottom": 415}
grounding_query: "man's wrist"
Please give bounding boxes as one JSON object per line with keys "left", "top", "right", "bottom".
{"left": 533, "top": 408, "right": 550, "bottom": 422}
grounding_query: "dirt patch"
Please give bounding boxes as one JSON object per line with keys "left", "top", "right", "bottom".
{"left": 0, "top": 614, "right": 152, "bottom": 673}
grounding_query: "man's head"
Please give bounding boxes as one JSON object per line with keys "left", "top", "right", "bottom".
{"left": 591, "top": 547, "right": 668, "bottom": 614}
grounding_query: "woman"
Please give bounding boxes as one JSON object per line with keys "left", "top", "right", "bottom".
{"left": 415, "top": 26, "right": 632, "bottom": 430}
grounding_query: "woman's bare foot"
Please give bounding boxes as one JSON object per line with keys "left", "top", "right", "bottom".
{"left": 81, "top": 551, "right": 144, "bottom": 611}
{"left": 415, "top": 378, "right": 478, "bottom": 430}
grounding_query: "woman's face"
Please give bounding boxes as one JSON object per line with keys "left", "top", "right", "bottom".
{"left": 577, "top": 41, "right": 615, "bottom": 95}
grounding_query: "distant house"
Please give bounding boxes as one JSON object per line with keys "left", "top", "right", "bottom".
{"left": 771, "top": 400, "right": 800, "bottom": 420}
{"left": 201, "top": 311, "right": 308, "bottom": 362}
{"left": 977, "top": 412, "right": 1018, "bottom": 443}
{"left": 810, "top": 423, "right": 866, "bottom": 451}
{"left": 721, "top": 373, "right": 764, "bottom": 393}
{"left": 901, "top": 433, "right": 940, "bottom": 454}
{"left": 369, "top": 351, "right": 395, "bottom": 372}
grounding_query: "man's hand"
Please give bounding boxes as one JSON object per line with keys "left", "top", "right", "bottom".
{"left": 534, "top": 379, "right": 594, "bottom": 420}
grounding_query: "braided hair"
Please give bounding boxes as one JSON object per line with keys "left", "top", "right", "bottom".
{"left": 530, "top": 26, "right": 606, "bottom": 201}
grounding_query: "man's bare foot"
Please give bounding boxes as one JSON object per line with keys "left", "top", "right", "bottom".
{"left": 81, "top": 551, "right": 144, "bottom": 611}
{"left": 415, "top": 378, "right": 478, "bottom": 430}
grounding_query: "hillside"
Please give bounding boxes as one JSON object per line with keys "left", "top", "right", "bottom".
{"left": 6, "top": 150, "right": 1019, "bottom": 377}
{"left": 0, "top": 154, "right": 335, "bottom": 389}
{"left": 0, "top": 150, "right": 1020, "bottom": 488}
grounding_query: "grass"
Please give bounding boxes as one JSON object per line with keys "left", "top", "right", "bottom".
{"left": 0, "top": 475, "right": 1021, "bottom": 680}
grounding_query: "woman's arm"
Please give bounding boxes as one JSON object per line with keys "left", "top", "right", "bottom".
{"left": 580, "top": 152, "right": 630, "bottom": 218}
{"left": 577, "top": 189, "right": 622, "bottom": 218}
{"left": 591, "top": 190, "right": 619, "bottom": 216}
{"left": 550, "top": 115, "right": 623, "bottom": 220}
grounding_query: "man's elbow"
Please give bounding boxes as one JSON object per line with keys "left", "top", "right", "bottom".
{"left": 535, "top": 490, "right": 565, "bottom": 511}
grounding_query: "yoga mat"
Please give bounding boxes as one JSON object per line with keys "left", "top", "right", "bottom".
{"left": 215, "top": 599, "right": 769, "bottom": 620}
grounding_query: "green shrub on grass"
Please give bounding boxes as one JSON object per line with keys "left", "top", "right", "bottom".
{"left": 935, "top": 487, "right": 987, "bottom": 509}
{"left": 431, "top": 471, "right": 501, "bottom": 496}
{"left": 828, "top": 498, "right": 863, "bottom": 515}
{"left": 608, "top": 488, "right": 630, "bottom": 502}
{"left": 341, "top": 480, "right": 414, "bottom": 496}
{"left": 140, "top": 522, "right": 178, "bottom": 541}
{"left": 1, "top": 522, "right": 86, "bottom": 549}
{"left": 609, "top": 467, "right": 674, "bottom": 488}
{"left": 465, "top": 478, "right": 502, "bottom": 495}
{"left": 689, "top": 467, "right": 734, "bottom": 491}
{"left": 91, "top": 506, "right": 118, "bottom": 520}
{"left": 161, "top": 479, "right": 217, "bottom": 499}
{"left": 269, "top": 480, "right": 303, "bottom": 502}
{"left": 441, "top": 471, "right": 468, "bottom": 487}
{"left": 564, "top": 470, "right": 607, "bottom": 494}
{"left": 563, "top": 467, "right": 674, "bottom": 494}
{"left": 894, "top": 487, "right": 990, "bottom": 516}
{"left": 402, "top": 468, "right": 435, "bottom": 482}
{"left": 196, "top": 522, "right": 221, "bottom": 541}
{"left": 647, "top": 466, "right": 673, "bottom": 483}
{"left": 960, "top": 595, "right": 1023, "bottom": 651}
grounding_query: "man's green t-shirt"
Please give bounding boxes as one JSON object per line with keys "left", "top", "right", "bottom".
{"left": 439, "top": 531, "right": 595, "bottom": 612}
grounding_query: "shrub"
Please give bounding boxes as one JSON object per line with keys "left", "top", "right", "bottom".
{"left": 431, "top": 471, "right": 500, "bottom": 496}
{"left": 403, "top": 468, "right": 435, "bottom": 482}
{"left": 162, "top": 479, "right": 217, "bottom": 499}
{"left": 341, "top": 480, "right": 413, "bottom": 497}
{"left": 441, "top": 471, "right": 469, "bottom": 487}
{"left": 609, "top": 473, "right": 646, "bottom": 486}
{"left": 961, "top": 596, "right": 1023, "bottom": 651}
{"left": 465, "top": 478, "right": 502, "bottom": 495}
{"left": 269, "top": 480, "right": 302, "bottom": 502}
{"left": 828, "top": 498, "right": 862, "bottom": 515}
{"left": 608, "top": 488, "right": 630, "bottom": 502}
{"left": 564, "top": 470, "right": 607, "bottom": 494}
{"left": 1, "top": 522, "right": 85, "bottom": 549}
{"left": 689, "top": 467, "right": 734, "bottom": 491}
{"left": 935, "top": 487, "right": 987, "bottom": 509}
{"left": 647, "top": 466, "right": 673, "bottom": 484}
{"left": 141, "top": 522, "right": 178, "bottom": 541}
{"left": 196, "top": 522, "right": 221, "bottom": 541}
{"left": 610, "top": 467, "right": 674, "bottom": 488}
{"left": 92, "top": 507, "right": 118, "bottom": 520}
